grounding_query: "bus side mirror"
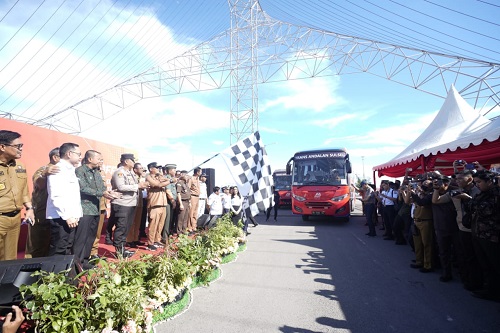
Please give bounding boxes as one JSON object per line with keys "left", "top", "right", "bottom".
{"left": 346, "top": 161, "right": 352, "bottom": 174}
{"left": 286, "top": 163, "right": 291, "bottom": 175}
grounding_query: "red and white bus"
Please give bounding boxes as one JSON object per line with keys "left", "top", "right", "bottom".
{"left": 272, "top": 169, "right": 292, "bottom": 207}
{"left": 286, "top": 148, "right": 352, "bottom": 221}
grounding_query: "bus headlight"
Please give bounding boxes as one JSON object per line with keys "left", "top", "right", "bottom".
{"left": 293, "top": 194, "right": 306, "bottom": 202}
{"left": 331, "top": 194, "right": 348, "bottom": 202}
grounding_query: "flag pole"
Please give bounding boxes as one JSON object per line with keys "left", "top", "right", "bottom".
{"left": 188, "top": 153, "right": 220, "bottom": 173}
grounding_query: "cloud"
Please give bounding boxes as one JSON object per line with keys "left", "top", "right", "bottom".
{"left": 260, "top": 76, "right": 345, "bottom": 113}
{"left": 259, "top": 126, "right": 287, "bottom": 134}
{"left": 312, "top": 113, "right": 356, "bottom": 128}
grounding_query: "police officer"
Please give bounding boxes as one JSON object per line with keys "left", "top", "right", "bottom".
{"left": 110, "top": 154, "right": 149, "bottom": 258}
{"left": 0, "top": 130, "right": 35, "bottom": 261}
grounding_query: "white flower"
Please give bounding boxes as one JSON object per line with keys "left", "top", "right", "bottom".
{"left": 113, "top": 273, "right": 122, "bottom": 285}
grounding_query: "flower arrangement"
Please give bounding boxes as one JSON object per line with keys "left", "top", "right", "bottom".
{"left": 20, "top": 216, "right": 245, "bottom": 333}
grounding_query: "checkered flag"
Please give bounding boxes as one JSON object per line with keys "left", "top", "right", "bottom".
{"left": 221, "top": 131, "right": 274, "bottom": 216}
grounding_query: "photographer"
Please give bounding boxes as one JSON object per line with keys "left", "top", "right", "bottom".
{"left": 451, "top": 170, "right": 482, "bottom": 291}
{"left": 431, "top": 176, "right": 458, "bottom": 282}
{"left": 469, "top": 170, "right": 500, "bottom": 301}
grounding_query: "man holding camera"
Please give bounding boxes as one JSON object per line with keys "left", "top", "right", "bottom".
{"left": 410, "top": 179, "right": 434, "bottom": 273}
{"left": 451, "top": 170, "right": 482, "bottom": 290}
{"left": 431, "top": 176, "right": 458, "bottom": 282}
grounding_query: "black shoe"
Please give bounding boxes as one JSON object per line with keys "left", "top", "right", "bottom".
{"left": 115, "top": 249, "right": 135, "bottom": 258}
{"left": 395, "top": 240, "right": 407, "bottom": 245}
{"left": 410, "top": 263, "right": 423, "bottom": 269}
{"left": 245, "top": 231, "right": 251, "bottom": 236}
{"left": 274, "top": 218, "right": 277, "bottom": 221}
{"left": 147, "top": 244, "right": 158, "bottom": 251}
{"left": 134, "top": 241, "right": 145, "bottom": 246}
{"left": 366, "top": 233, "right": 376, "bottom": 237}
{"left": 419, "top": 267, "right": 434, "bottom": 273}
{"left": 253, "top": 223, "right": 259, "bottom": 227}
{"left": 383, "top": 236, "right": 395, "bottom": 240}
{"left": 105, "top": 238, "right": 113, "bottom": 245}
{"left": 439, "top": 275, "right": 452, "bottom": 282}
{"left": 154, "top": 242, "right": 165, "bottom": 248}
{"left": 126, "top": 242, "right": 138, "bottom": 248}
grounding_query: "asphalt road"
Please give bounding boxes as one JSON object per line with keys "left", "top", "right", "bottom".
{"left": 156, "top": 203, "right": 500, "bottom": 333}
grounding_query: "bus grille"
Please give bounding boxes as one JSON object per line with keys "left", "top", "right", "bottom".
{"left": 306, "top": 202, "right": 332, "bottom": 208}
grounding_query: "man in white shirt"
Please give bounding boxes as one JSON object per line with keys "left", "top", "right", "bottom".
{"left": 206, "top": 186, "right": 222, "bottom": 228}
{"left": 221, "top": 186, "right": 231, "bottom": 215}
{"left": 377, "top": 181, "right": 398, "bottom": 240}
{"left": 46, "top": 142, "right": 83, "bottom": 256}
{"left": 197, "top": 173, "right": 208, "bottom": 218}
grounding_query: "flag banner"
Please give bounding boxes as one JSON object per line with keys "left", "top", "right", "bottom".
{"left": 221, "top": 131, "right": 274, "bottom": 216}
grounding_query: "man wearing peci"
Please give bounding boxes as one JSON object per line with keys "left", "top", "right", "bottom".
{"left": 25, "top": 147, "right": 60, "bottom": 258}
{"left": 0, "top": 130, "right": 34, "bottom": 261}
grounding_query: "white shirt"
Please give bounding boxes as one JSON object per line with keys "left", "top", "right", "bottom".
{"left": 199, "top": 182, "right": 207, "bottom": 199}
{"left": 46, "top": 159, "right": 83, "bottom": 220}
{"left": 222, "top": 193, "right": 231, "bottom": 209}
{"left": 381, "top": 189, "right": 397, "bottom": 206}
{"left": 208, "top": 192, "right": 223, "bottom": 215}
{"left": 231, "top": 195, "right": 242, "bottom": 207}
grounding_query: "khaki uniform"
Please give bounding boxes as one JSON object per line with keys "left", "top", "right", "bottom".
{"left": 25, "top": 164, "right": 51, "bottom": 258}
{"left": 147, "top": 173, "right": 168, "bottom": 245}
{"left": 177, "top": 179, "right": 191, "bottom": 234}
{"left": 0, "top": 160, "right": 30, "bottom": 261}
{"left": 127, "top": 175, "right": 145, "bottom": 244}
{"left": 188, "top": 176, "right": 200, "bottom": 231}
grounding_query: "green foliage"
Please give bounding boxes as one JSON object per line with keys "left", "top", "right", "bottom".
{"left": 20, "top": 217, "right": 246, "bottom": 332}
{"left": 21, "top": 270, "right": 87, "bottom": 333}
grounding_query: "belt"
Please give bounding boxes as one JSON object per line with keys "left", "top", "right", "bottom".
{"left": 414, "top": 218, "right": 432, "bottom": 222}
{"left": 191, "top": 194, "right": 199, "bottom": 197}
{"left": 181, "top": 199, "right": 190, "bottom": 202}
{"left": 0, "top": 210, "right": 21, "bottom": 217}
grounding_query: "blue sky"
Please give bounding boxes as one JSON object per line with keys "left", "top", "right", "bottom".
{"left": 1, "top": 0, "right": 499, "bottom": 185}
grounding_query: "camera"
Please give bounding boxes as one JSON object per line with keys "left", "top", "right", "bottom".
{"left": 434, "top": 178, "right": 443, "bottom": 186}
{"left": 465, "top": 163, "right": 475, "bottom": 170}
{"left": 410, "top": 182, "right": 418, "bottom": 190}
{"left": 450, "top": 190, "right": 462, "bottom": 197}
{"left": 456, "top": 160, "right": 465, "bottom": 165}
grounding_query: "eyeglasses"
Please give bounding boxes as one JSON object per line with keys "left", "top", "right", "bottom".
{"left": 70, "top": 151, "right": 82, "bottom": 157}
{"left": 3, "top": 143, "right": 23, "bottom": 150}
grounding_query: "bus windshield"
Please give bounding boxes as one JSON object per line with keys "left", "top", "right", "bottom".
{"left": 293, "top": 157, "right": 347, "bottom": 186}
{"left": 274, "top": 174, "right": 292, "bottom": 190}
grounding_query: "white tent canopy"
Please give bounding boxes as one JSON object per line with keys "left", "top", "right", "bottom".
{"left": 375, "top": 85, "right": 492, "bottom": 170}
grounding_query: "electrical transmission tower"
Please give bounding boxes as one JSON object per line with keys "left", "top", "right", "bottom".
{"left": 2, "top": 0, "right": 499, "bottom": 140}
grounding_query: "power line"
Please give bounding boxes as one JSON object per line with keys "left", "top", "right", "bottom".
{"left": 0, "top": 0, "right": 20, "bottom": 23}
{"left": 425, "top": 0, "right": 500, "bottom": 26}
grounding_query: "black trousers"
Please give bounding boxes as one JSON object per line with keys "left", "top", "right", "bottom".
{"left": 105, "top": 204, "right": 116, "bottom": 242}
{"left": 139, "top": 198, "right": 148, "bottom": 236}
{"left": 266, "top": 205, "right": 278, "bottom": 221}
{"left": 73, "top": 215, "right": 99, "bottom": 266}
{"left": 48, "top": 218, "right": 75, "bottom": 256}
{"left": 111, "top": 204, "right": 136, "bottom": 250}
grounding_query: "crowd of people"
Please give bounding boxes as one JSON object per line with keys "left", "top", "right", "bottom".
{"left": 0, "top": 130, "right": 257, "bottom": 271}
{"left": 353, "top": 161, "right": 500, "bottom": 302}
